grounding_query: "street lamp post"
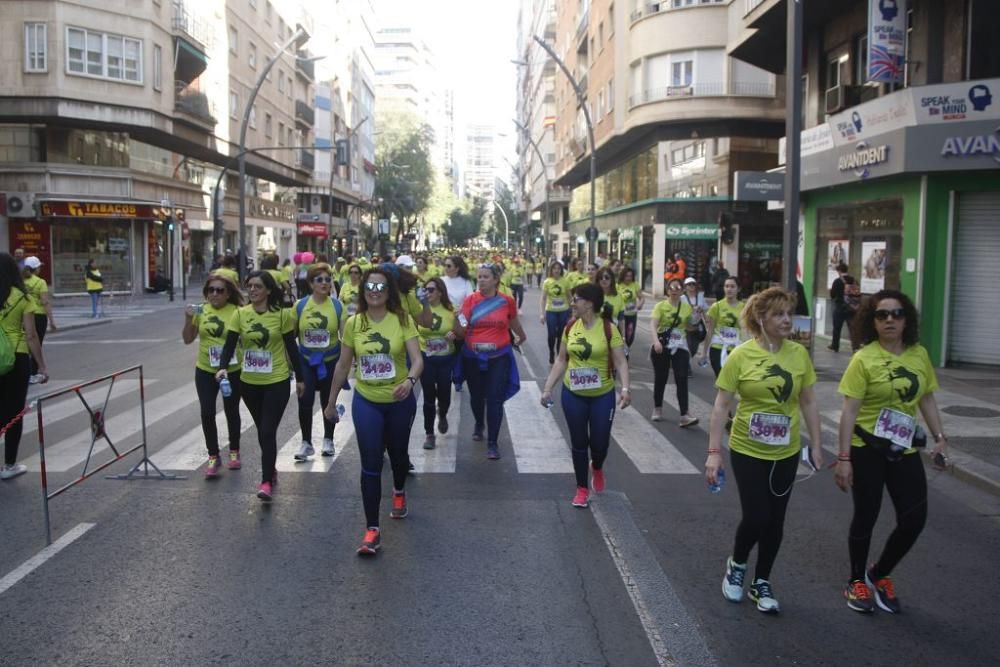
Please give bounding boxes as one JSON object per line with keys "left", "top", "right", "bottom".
{"left": 783, "top": 0, "right": 803, "bottom": 291}
{"left": 502, "top": 156, "right": 522, "bottom": 252}
{"left": 513, "top": 118, "right": 551, "bottom": 258}
{"left": 492, "top": 201, "right": 510, "bottom": 250}
{"left": 533, "top": 36, "right": 597, "bottom": 266}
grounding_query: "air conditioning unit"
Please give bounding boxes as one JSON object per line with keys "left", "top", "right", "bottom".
{"left": 825, "top": 85, "right": 844, "bottom": 114}
{"left": 4, "top": 192, "right": 36, "bottom": 218}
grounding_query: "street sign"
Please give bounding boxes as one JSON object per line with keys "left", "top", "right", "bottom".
{"left": 733, "top": 171, "right": 785, "bottom": 201}
{"left": 585, "top": 226, "right": 599, "bottom": 242}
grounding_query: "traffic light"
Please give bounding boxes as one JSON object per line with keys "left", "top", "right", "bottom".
{"left": 719, "top": 212, "right": 734, "bottom": 245}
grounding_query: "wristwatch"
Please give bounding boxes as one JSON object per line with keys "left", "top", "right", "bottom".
{"left": 407, "top": 376, "right": 417, "bottom": 386}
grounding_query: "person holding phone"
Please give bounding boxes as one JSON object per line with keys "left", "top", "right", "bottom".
{"left": 835, "top": 290, "right": 949, "bottom": 614}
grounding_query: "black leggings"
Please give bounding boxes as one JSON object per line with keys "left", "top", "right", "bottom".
{"left": 194, "top": 368, "right": 242, "bottom": 456}
{"left": 730, "top": 449, "right": 799, "bottom": 581}
{"left": 622, "top": 315, "right": 637, "bottom": 348}
{"left": 298, "top": 358, "right": 337, "bottom": 442}
{"left": 511, "top": 284, "right": 524, "bottom": 308}
{"left": 30, "top": 314, "right": 47, "bottom": 376}
{"left": 240, "top": 379, "right": 290, "bottom": 483}
{"left": 709, "top": 347, "right": 723, "bottom": 377}
{"left": 1, "top": 354, "right": 30, "bottom": 465}
{"left": 421, "top": 354, "right": 456, "bottom": 434}
{"left": 650, "top": 347, "right": 690, "bottom": 414}
{"left": 848, "top": 444, "right": 927, "bottom": 581}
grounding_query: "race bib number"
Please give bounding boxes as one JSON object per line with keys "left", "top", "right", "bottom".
{"left": 667, "top": 329, "right": 685, "bottom": 350}
{"left": 551, "top": 298, "right": 566, "bottom": 308}
{"left": 243, "top": 349, "right": 273, "bottom": 374}
{"left": 748, "top": 412, "right": 791, "bottom": 446}
{"left": 208, "top": 345, "right": 223, "bottom": 368}
{"left": 347, "top": 303, "right": 358, "bottom": 315}
{"left": 624, "top": 302, "right": 637, "bottom": 316}
{"left": 568, "top": 367, "right": 602, "bottom": 391}
{"left": 720, "top": 327, "right": 740, "bottom": 348}
{"left": 873, "top": 408, "right": 916, "bottom": 449}
{"left": 303, "top": 328, "right": 330, "bottom": 349}
{"left": 359, "top": 354, "right": 395, "bottom": 381}
{"left": 473, "top": 342, "right": 497, "bottom": 353}
{"left": 425, "top": 337, "right": 449, "bottom": 356}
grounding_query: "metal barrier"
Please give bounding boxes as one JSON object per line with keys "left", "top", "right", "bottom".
{"left": 35, "top": 365, "right": 182, "bottom": 545}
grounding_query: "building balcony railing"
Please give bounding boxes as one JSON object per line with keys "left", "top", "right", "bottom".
{"left": 295, "top": 99, "right": 315, "bottom": 127}
{"left": 627, "top": 80, "right": 776, "bottom": 108}
{"left": 295, "top": 54, "right": 315, "bottom": 81}
{"left": 300, "top": 149, "right": 315, "bottom": 172}
{"left": 171, "top": 1, "right": 212, "bottom": 51}
{"left": 631, "top": 1, "right": 728, "bottom": 26}
{"left": 174, "top": 83, "right": 216, "bottom": 127}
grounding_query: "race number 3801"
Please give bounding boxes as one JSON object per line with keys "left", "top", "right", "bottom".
{"left": 748, "top": 412, "right": 791, "bottom": 446}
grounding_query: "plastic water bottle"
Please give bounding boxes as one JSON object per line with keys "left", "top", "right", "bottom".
{"left": 544, "top": 399, "right": 554, "bottom": 409}
{"left": 219, "top": 378, "right": 232, "bottom": 398}
{"left": 708, "top": 467, "right": 725, "bottom": 494}
{"left": 336, "top": 403, "right": 346, "bottom": 418}
{"left": 698, "top": 357, "right": 709, "bottom": 368}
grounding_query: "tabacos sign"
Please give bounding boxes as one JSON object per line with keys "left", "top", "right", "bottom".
{"left": 838, "top": 140, "right": 890, "bottom": 178}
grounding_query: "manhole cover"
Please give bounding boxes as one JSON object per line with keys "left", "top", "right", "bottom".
{"left": 942, "top": 405, "right": 1000, "bottom": 418}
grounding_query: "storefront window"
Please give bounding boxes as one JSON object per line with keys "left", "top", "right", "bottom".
{"left": 148, "top": 220, "right": 165, "bottom": 287}
{"left": 51, "top": 220, "right": 132, "bottom": 294}
{"left": 738, "top": 240, "right": 783, "bottom": 297}
{"left": 816, "top": 200, "right": 902, "bottom": 296}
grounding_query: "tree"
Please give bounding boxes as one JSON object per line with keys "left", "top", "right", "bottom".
{"left": 374, "top": 110, "right": 435, "bottom": 250}
{"left": 444, "top": 200, "right": 487, "bottom": 248}
{"left": 423, "top": 171, "right": 461, "bottom": 247}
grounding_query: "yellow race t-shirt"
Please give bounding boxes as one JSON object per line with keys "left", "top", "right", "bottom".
{"left": 1, "top": 287, "right": 35, "bottom": 354}
{"left": 225, "top": 305, "right": 295, "bottom": 385}
{"left": 619, "top": 282, "right": 640, "bottom": 317}
{"left": 343, "top": 312, "right": 419, "bottom": 403}
{"left": 562, "top": 318, "right": 624, "bottom": 397}
{"left": 23, "top": 274, "right": 48, "bottom": 315}
{"left": 193, "top": 302, "right": 241, "bottom": 374}
{"left": 417, "top": 303, "right": 457, "bottom": 356}
{"left": 603, "top": 292, "right": 625, "bottom": 322}
{"left": 295, "top": 296, "right": 343, "bottom": 361}
{"left": 838, "top": 342, "right": 939, "bottom": 453}
{"left": 652, "top": 299, "right": 693, "bottom": 351}
{"left": 717, "top": 339, "right": 817, "bottom": 461}
{"left": 339, "top": 281, "right": 361, "bottom": 316}
{"left": 706, "top": 299, "right": 745, "bottom": 350}
{"left": 509, "top": 265, "right": 525, "bottom": 285}
{"left": 543, "top": 277, "right": 570, "bottom": 312}
{"left": 565, "top": 271, "right": 588, "bottom": 288}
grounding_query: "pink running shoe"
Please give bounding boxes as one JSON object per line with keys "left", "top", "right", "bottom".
{"left": 257, "top": 481, "right": 273, "bottom": 501}
{"left": 572, "top": 486, "right": 590, "bottom": 508}
{"left": 591, "top": 465, "right": 605, "bottom": 493}
{"left": 227, "top": 450, "right": 241, "bottom": 470}
{"left": 205, "top": 456, "right": 221, "bottom": 478}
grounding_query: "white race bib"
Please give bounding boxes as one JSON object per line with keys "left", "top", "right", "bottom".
{"left": 359, "top": 354, "right": 395, "bottom": 381}
{"left": 208, "top": 345, "right": 223, "bottom": 368}
{"left": 243, "top": 349, "right": 273, "bottom": 374}
{"left": 873, "top": 408, "right": 916, "bottom": 449}
{"left": 624, "top": 302, "right": 637, "bottom": 316}
{"left": 551, "top": 298, "right": 566, "bottom": 309}
{"left": 347, "top": 303, "right": 358, "bottom": 315}
{"left": 568, "top": 367, "right": 602, "bottom": 392}
{"left": 303, "top": 328, "right": 331, "bottom": 349}
{"left": 667, "top": 329, "right": 685, "bottom": 350}
{"left": 748, "top": 412, "right": 791, "bottom": 446}
{"left": 425, "top": 337, "right": 449, "bottom": 356}
{"left": 473, "top": 342, "right": 497, "bottom": 353}
{"left": 720, "top": 327, "right": 740, "bottom": 348}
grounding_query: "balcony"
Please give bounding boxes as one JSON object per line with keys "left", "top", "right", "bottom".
{"left": 295, "top": 99, "right": 315, "bottom": 128}
{"left": 575, "top": 9, "right": 589, "bottom": 44}
{"left": 174, "top": 83, "right": 216, "bottom": 128}
{"left": 299, "top": 149, "right": 315, "bottom": 172}
{"left": 295, "top": 54, "right": 315, "bottom": 81}
{"left": 627, "top": 79, "right": 776, "bottom": 108}
{"left": 171, "top": 1, "right": 210, "bottom": 84}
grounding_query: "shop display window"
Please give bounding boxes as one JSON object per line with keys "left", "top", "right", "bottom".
{"left": 51, "top": 220, "right": 133, "bottom": 294}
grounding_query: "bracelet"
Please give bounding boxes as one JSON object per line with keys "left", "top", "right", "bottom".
{"left": 707, "top": 448, "right": 721, "bottom": 454}
{"left": 837, "top": 454, "right": 851, "bottom": 461}
{"left": 934, "top": 433, "right": 948, "bottom": 443}
{"left": 621, "top": 387, "right": 631, "bottom": 393}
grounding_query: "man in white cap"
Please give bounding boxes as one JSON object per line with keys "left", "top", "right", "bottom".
{"left": 22, "top": 256, "right": 56, "bottom": 383}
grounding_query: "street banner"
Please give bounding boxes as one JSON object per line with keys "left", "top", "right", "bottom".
{"left": 828, "top": 240, "right": 850, "bottom": 287}
{"left": 861, "top": 241, "right": 887, "bottom": 293}
{"left": 868, "top": 0, "right": 907, "bottom": 84}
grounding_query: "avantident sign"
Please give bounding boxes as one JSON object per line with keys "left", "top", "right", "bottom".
{"left": 838, "top": 141, "right": 890, "bottom": 177}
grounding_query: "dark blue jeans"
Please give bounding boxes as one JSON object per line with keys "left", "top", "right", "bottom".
{"left": 421, "top": 353, "right": 457, "bottom": 434}
{"left": 462, "top": 352, "right": 512, "bottom": 445}
{"left": 545, "top": 309, "right": 571, "bottom": 359}
{"left": 511, "top": 284, "right": 524, "bottom": 308}
{"left": 561, "top": 386, "right": 616, "bottom": 489}
{"left": 297, "top": 357, "right": 338, "bottom": 441}
{"left": 353, "top": 391, "right": 416, "bottom": 528}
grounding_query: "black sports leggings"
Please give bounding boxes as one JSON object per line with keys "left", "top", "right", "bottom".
{"left": 1, "top": 354, "right": 30, "bottom": 465}
{"left": 194, "top": 367, "right": 242, "bottom": 456}
{"left": 710, "top": 347, "right": 723, "bottom": 377}
{"left": 650, "top": 347, "right": 690, "bottom": 414}
{"left": 240, "top": 379, "right": 290, "bottom": 483}
{"left": 298, "top": 358, "right": 337, "bottom": 442}
{"left": 29, "top": 314, "right": 47, "bottom": 376}
{"left": 730, "top": 449, "right": 799, "bottom": 581}
{"left": 848, "top": 444, "right": 927, "bottom": 581}
{"left": 511, "top": 284, "right": 524, "bottom": 308}
{"left": 421, "top": 354, "right": 456, "bottom": 434}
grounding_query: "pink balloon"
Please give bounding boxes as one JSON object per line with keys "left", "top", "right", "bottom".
{"left": 301, "top": 252, "right": 315, "bottom": 263}
{"left": 293, "top": 252, "right": 303, "bottom": 264}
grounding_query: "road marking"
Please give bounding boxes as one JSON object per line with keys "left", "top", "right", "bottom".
{"left": 516, "top": 345, "right": 540, "bottom": 380}
{"left": 506, "top": 383, "right": 574, "bottom": 473}
{"left": 591, "top": 493, "right": 717, "bottom": 667}
{"left": 612, "top": 404, "right": 700, "bottom": 474}
{"left": 0, "top": 523, "right": 96, "bottom": 597}
{"left": 408, "top": 388, "right": 461, "bottom": 473}
{"left": 150, "top": 402, "right": 254, "bottom": 470}
{"left": 25, "top": 379, "right": 155, "bottom": 435}
{"left": 45, "top": 339, "right": 171, "bottom": 345}
{"left": 638, "top": 381, "right": 716, "bottom": 423}
{"left": 275, "top": 391, "right": 357, "bottom": 472}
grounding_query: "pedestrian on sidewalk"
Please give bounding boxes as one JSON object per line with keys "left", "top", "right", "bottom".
{"left": 540, "top": 282, "right": 631, "bottom": 509}
{"left": 704, "top": 286, "right": 823, "bottom": 614}
{"left": 416, "top": 276, "right": 462, "bottom": 450}
{"left": 649, "top": 278, "right": 698, "bottom": 427}
{"left": 84, "top": 258, "right": 103, "bottom": 318}
{"left": 182, "top": 273, "right": 244, "bottom": 477}
{"left": 22, "top": 257, "right": 55, "bottom": 383}
{"left": 828, "top": 263, "right": 855, "bottom": 352}
{"left": 835, "top": 289, "right": 950, "bottom": 615}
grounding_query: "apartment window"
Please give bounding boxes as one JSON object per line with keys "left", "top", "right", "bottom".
{"left": 608, "top": 4, "right": 614, "bottom": 36}
{"left": 671, "top": 60, "right": 693, "bottom": 87}
{"left": 278, "top": 17, "right": 284, "bottom": 37}
{"left": 607, "top": 78, "right": 614, "bottom": 111}
{"left": 247, "top": 42, "right": 256, "bottom": 69}
{"left": 826, "top": 57, "right": 841, "bottom": 91}
{"left": 24, "top": 23, "right": 47, "bottom": 72}
{"left": 598, "top": 89, "right": 606, "bottom": 117}
{"left": 287, "top": 76, "right": 293, "bottom": 98}
{"left": 228, "top": 26, "right": 237, "bottom": 54}
{"left": 278, "top": 122, "right": 285, "bottom": 145}
{"left": 278, "top": 69, "right": 285, "bottom": 93}
{"left": 152, "top": 44, "right": 162, "bottom": 90}
{"left": 264, "top": 112, "right": 273, "bottom": 137}
{"left": 598, "top": 22, "right": 604, "bottom": 50}
{"left": 229, "top": 91, "right": 239, "bottom": 119}
{"left": 66, "top": 27, "right": 142, "bottom": 83}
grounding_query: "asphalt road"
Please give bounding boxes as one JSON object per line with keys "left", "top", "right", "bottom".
{"left": 1, "top": 289, "right": 998, "bottom": 666}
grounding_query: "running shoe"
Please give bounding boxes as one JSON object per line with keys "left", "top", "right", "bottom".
{"left": 651, "top": 408, "right": 662, "bottom": 422}
{"left": 257, "top": 481, "right": 273, "bottom": 501}
{"left": 0, "top": 463, "right": 28, "bottom": 480}
{"left": 487, "top": 443, "right": 501, "bottom": 460}
{"left": 28, "top": 374, "right": 41, "bottom": 385}
{"left": 866, "top": 566, "right": 901, "bottom": 614}
{"left": 472, "top": 427, "right": 484, "bottom": 442}
{"left": 294, "top": 440, "right": 314, "bottom": 461}
{"left": 722, "top": 557, "right": 747, "bottom": 602}
{"left": 227, "top": 450, "right": 242, "bottom": 470}
{"left": 357, "top": 528, "right": 381, "bottom": 556}
{"left": 204, "top": 455, "right": 221, "bottom": 478}
{"left": 571, "top": 486, "right": 590, "bottom": 508}
{"left": 390, "top": 492, "right": 408, "bottom": 519}
{"left": 845, "top": 579, "right": 875, "bottom": 613}
{"left": 679, "top": 415, "right": 699, "bottom": 428}
{"left": 437, "top": 413, "right": 449, "bottom": 434}
{"left": 748, "top": 579, "right": 780, "bottom": 614}
{"left": 423, "top": 434, "right": 436, "bottom": 450}
{"left": 321, "top": 437, "right": 335, "bottom": 457}
{"left": 591, "top": 465, "right": 606, "bottom": 493}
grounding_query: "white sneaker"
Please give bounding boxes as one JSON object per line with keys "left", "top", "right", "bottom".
{"left": 294, "top": 440, "right": 314, "bottom": 461}
{"left": 28, "top": 374, "right": 41, "bottom": 385}
{"left": 748, "top": 579, "right": 780, "bottom": 614}
{"left": 0, "top": 463, "right": 28, "bottom": 480}
{"left": 321, "top": 437, "right": 335, "bottom": 457}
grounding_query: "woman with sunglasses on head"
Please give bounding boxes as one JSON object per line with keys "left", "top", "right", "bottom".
{"left": 182, "top": 274, "right": 245, "bottom": 477}
{"left": 417, "top": 277, "right": 462, "bottom": 449}
{"left": 650, "top": 278, "right": 698, "bottom": 427}
{"left": 457, "top": 263, "right": 527, "bottom": 460}
{"left": 338, "top": 264, "right": 363, "bottom": 316}
{"left": 292, "top": 264, "right": 345, "bottom": 461}
{"left": 323, "top": 268, "right": 422, "bottom": 556}
{"left": 704, "top": 287, "right": 823, "bottom": 615}
{"left": 215, "top": 271, "right": 304, "bottom": 501}
{"left": 835, "top": 290, "right": 949, "bottom": 615}
{"left": 540, "top": 282, "right": 631, "bottom": 508}
{"left": 617, "top": 267, "right": 645, "bottom": 355}
{"left": 540, "top": 261, "right": 571, "bottom": 365}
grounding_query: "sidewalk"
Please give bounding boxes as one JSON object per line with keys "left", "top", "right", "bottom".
{"left": 48, "top": 292, "right": 185, "bottom": 332}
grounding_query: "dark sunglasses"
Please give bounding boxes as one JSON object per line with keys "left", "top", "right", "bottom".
{"left": 365, "top": 281, "right": 388, "bottom": 292}
{"left": 206, "top": 286, "right": 227, "bottom": 294}
{"left": 423, "top": 285, "right": 437, "bottom": 292}
{"left": 874, "top": 308, "right": 906, "bottom": 321}
{"left": 313, "top": 276, "right": 333, "bottom": 283}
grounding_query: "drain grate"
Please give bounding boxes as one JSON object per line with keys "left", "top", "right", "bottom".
{"left": 942, "top": 405, "right": 1000, "bottom": 419}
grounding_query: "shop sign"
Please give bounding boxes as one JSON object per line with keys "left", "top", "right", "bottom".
{"left": 734, "top": 171, "right": 785, "bottom": 201}
{"left": 743, "top": 240, "right": 782, "bottom": 253}
{"left": 665, "top": 224, "right": 719, "bottom": 240}
{"left": 249, "top": 197, "right": 296, "bottom": 222}
{"left": 828, "top": 89, "right": 915, "bottom": 145}
{"left": 779, "top": 123, "right": 834, "bottom": 164}
{"left": 38, "top": 200, "right": 169, "bottom": 220}
{"left": 915, "top": 81, "right": 996, "bottom": 124}
{"left": 837, "top": 141, "right": 890, "bottom": 178}
{"left": 297, "top": 222, "right": 328, "bottom": 238}
{"left": 108, "top": 237, "right": 128, "bottom": 252}
{"left": 940, "top": 131, "right": 1000, "bottom": 162}
{"left": 867, "top": 0, "right": 907, "bottom": 84}
{"left": 8, "top": 221, "right": 52, "bottom": 283}
{"left": 297, "top": 212, "right": 330, "bottom": 224}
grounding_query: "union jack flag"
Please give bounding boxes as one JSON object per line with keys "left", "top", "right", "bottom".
{"left": 868, "top": 45, "right": 903, "bottom": 83}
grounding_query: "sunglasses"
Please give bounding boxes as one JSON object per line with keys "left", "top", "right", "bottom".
{"left": 668, "top": 285, "right": 682, "bottom": 291}
{"left": 365, "top": 281, "right": 388, "bottom": 292}
{"left": 246, "top": 283, "right": 266, "bottom": 291}
{"left": 423, "top": 285, "right": 437, "bottom": 292}
{"left": 206, "top": 286, "right": 227, "bottom": 294}
{"left": 313, "top": 276, "right": 333, "bottom": 283}
{"left": 599, "top": 275, "right": 611, "bottom": 281}
{"left": 874, "top": 308, "right": 906, "bottom": 321}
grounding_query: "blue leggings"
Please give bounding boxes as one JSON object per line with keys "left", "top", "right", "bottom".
{"left": 352, "top": 391, "right": 416, "bottom": 528}
{"left": 545, "top": 309, "right": 571, "bottom": 358}
{"left": 462, "top": 352, "right": 511, "bottom": 445}
{"left": 561, "top": 386, "right": 616, "bottom": 489}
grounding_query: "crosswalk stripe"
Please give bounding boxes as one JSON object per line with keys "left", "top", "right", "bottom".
{"left": 638, "top": 381, "right": 716, "bottom": 423}
{"left": 275, "top": 392, "right": 356, "bottom": 473}
{"left": 611, "top": 405, "right": 700, "bottom": 474}
{"left": 25, "top": 385, "right": 199, "bottom": 472}
{"left": 26, "top": 379, "right": 155, "bottom": 435}
{"left": 507, "top": 383, "right": 574, "bottom": 473}
{"left": 407, "top": 389, "right": 461, "bottom": 473}
{"left": 150, "top": 402, "right": 254, "bottom": 470}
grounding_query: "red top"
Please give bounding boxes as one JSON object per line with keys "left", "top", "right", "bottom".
{"left": 462, "top": 291, "right": 517, "bottom": 351}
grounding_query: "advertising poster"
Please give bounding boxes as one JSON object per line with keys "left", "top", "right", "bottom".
{"left": 868, "top": 0, "right": 907, "bottom": 84}
{"left": 9, "top": 221, "right": 52, "bottom": 284}
{"left": 828, "top": 240, "right": 850, "bottom": 287}
{"left": 861, "top": 241, "right": 887, "bottom": 293}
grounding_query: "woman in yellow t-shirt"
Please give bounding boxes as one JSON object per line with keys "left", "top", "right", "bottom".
{"left": 649, "top": 278, "right": 697, "bottom": 426}
{"left": 539, "top": 261, "right": 571, "bottom": 364}
{"left": 22, "top": 257, "right": 55, "bottom": 383}
{"left": 704, "top": 287, "right": 823, "bottom": 615}
{"left": 699, "top": 276, "right": 746, "bottom": 378}
{"left": 617, "top": 266, "right": 645, "bottom": 354}
{"left": 540, "top": 282, "right": 631, "bottom": 509}
{"left": 216, "top": 271, "right": 304, "bottom": 502}
{"left": 834, "top": 290, "right": 949, "bottom": 615}
{"left": 595, "top": 267, "right": 625, "bottom": 336}
{"left": 338, "top": 264, "right": 363, "bottom": 316}
{"left": 182, "top": 273, "right": 244, "bottom": 476}
{"left": 416, "top": 276, "right": 462, "bottom": 450}
{"left": 323, "top": 267, "right": 423, "bottom": 556}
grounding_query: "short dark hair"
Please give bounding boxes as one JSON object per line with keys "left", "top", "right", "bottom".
{"left": 244, "top": 270, "right": 284, "bottom": 311}
{"left": 836, "top": 262, "right": 848, "bottom": 273}
{"left": 856, "top": 289, "right": 920, "bottom": 347}
{"left": 572, "top": 282, "right": 612, "bottom": 321}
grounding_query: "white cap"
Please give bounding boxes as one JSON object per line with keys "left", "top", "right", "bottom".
{"left": 24, "top": 256, "right": 42, "bottom": 269}
{"left": 395, "top": 254, "right": 415, "bottom": 267}
{"left": 683, "top": 277, "right": 697, "bottom": 285}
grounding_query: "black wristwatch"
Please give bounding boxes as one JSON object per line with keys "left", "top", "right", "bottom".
{"left": 407, "top": 376, "right": 417, "bottom": 386}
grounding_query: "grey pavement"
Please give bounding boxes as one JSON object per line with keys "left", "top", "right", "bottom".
{"left": 47, "top": 291, "right": 186, "bottom": 332}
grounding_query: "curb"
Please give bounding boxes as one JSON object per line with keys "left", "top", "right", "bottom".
{"left": 48, "top": 319, "right": 113, "bottom": 333}
{"left": 930, "top": 449, "right": 1000, "bottom": 498}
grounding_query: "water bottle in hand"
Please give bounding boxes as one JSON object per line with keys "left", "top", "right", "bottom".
{"left": 708, "top": 467, "right": 725, "bottom": 494}
{"left": 219, "top": 377, "right": 232, "bottom": 398}
{"left": 336, "top": 403, "right": 346, "bottom": 418}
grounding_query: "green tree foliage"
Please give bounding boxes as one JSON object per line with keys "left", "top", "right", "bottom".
{"left": 444, "top": 199, "right": 487, "bottom": 248}
{"left": 374, "top": 110, "right": 435, "bottom": 247}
